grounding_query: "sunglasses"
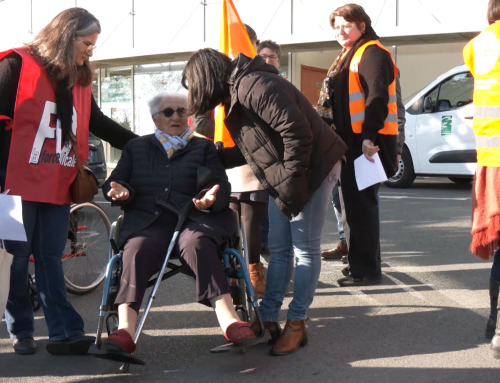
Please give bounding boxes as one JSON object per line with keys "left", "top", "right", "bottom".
{"left": 156, "top": 108, "right": 187, "bottom": 118}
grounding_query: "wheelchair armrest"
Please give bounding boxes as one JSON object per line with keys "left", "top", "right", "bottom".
{"left": 110, "top": 215, "right": 124, "bottom": 254}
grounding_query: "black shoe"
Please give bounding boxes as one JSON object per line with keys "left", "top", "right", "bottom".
{"left": 337, "top": 275, "right": 382, "bottom": 287}
{"left": 46, "top": 335, "right": 95, "bottom": 356}
{"left": 13, "top": 337, "right": 37, "bottom": 355}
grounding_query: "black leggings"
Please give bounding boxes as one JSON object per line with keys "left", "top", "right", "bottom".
{"left": 230, "top": 201, "right": 268, "bottom": 264}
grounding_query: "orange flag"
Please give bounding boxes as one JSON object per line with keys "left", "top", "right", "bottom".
{"left": 214, "top": 0, "right": 256, "bottom": 147}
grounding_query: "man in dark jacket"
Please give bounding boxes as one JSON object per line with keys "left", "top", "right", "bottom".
{"left": 182, "top": 49, "right": 347, "bottom": 356}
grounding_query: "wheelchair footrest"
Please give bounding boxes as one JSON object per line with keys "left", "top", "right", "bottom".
{"left": 210, "top": 337, "right": 266, "bottom": 354}
{"left": 88, "top": 344, "right": 145, "bottom": 365}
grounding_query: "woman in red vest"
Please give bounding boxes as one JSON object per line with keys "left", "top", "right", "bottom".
{"left": 0, "top": 8, "right": 136, "bottom": 356}
{"left": 317, "top": 4, "right": 399, "bottom": 287}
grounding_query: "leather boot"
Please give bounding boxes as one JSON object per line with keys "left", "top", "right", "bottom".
{"left": 486, "top": 278, "right": 499, "bottom": 339}
{"left": 250, "top": 317, "right": 281, "bottom": 344}
{"left": 270, "top": 319, "right": 307, "bottom": 356}
{"left": 490, "top": 295, "right": 500, "bottom": 359}
{"left": 250, "top": 263, "right": 266, "bottom": 297}
{"left": 321, "top": 241, "right": 348, "bottom": 259}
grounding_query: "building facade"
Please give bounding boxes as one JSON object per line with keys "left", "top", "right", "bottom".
{"left": 0, "top": 0, "right": 488, "bottom": 163}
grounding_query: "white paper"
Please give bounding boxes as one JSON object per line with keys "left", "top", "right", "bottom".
{"left": 0, "top": 194, "right": 27, "bottom": 241}
{"left": 354, "top": 152, "right": 388, "bottom": 191}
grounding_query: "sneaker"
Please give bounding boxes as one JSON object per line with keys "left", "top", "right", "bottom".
{"left": 13, "top": 337, "right": 37, "bottom": 355}
{"left": 321, "top": 241, "right": 348, "bottom": 259}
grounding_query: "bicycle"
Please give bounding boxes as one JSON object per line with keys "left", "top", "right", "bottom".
{"left": 28, "top": 201, "right": 111, "bottom": 310}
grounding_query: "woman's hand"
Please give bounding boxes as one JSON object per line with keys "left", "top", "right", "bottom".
{"left": 193, "top": 184, "right": 219, "bottom": 210}
{"left": 362, "top": 139, "right": 380, "bottom": 163}
{"left": 107, "top": 181, "right": 130, "bottom": 201}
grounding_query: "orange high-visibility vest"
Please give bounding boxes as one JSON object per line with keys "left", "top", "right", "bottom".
{"left": 348, "top": 40, "right": 398, "bottom": 135}
{"left": 464, "top": 21, "right": 500, "bottom": 167}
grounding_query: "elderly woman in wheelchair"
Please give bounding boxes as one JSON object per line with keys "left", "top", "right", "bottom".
{"left": 99, "top": 92, "right": 255, "bottom": 357}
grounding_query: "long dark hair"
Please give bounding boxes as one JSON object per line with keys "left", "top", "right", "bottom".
{"left": 30, "top": 8, "right": 100, "bottom": 87}
{"left": 30, "top": 8, "right": 100, "bottom": 145}
{"left": 182, "top": 48, "right": 232, "bottom": 116}
{"left": 488, "top": 0, "right": 500, "bottom": 24}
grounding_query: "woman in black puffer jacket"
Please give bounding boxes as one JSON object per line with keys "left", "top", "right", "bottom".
{"left": 182, "top": 49, "right": 347, "bottom": 356}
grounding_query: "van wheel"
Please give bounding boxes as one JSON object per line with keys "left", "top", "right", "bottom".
{"left": 384, "top": 146, "right": 416, "bottom": 188}
{"left": 448, "top": 177, "right": 473, "bottom": 184}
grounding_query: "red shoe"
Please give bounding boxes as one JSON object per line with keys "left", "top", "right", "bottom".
{"left": 224, "top": 321, "right": 256, "bottom": 346}
{"left": 103, "top": 329, "right": 136, "bottom": 354}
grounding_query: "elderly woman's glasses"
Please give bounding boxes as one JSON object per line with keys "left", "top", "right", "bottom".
{"left": 156, "top": 108, "right": 187, "bottom": 118}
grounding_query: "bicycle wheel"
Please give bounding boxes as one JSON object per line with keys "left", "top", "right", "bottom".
{"left": 63, "top": 202, "right": 111, "bottom": 295}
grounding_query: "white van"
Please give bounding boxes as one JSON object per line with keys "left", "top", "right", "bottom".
{"left": 385, "top": 64, "right": 476, "bottom": 188}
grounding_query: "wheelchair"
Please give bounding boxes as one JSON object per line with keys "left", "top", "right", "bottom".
{"left": 89, "top": 168, "right": 265, "bottom": 372}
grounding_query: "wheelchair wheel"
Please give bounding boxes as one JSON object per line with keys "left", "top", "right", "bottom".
{"left": 63, "top": 202, "right": 111, "bottom": 295}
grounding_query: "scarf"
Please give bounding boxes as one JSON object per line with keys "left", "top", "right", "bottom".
{"left": 470, "top": 165, "right": 500, "bottom": 260}
{"left": 316, "top": 29, "right": 380, "bottom": 121}
{"left": 155, "top": 127, "right": 193, "bottom": 158}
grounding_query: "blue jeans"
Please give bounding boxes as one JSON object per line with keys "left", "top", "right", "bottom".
{"left": 331, "top": 182, "right": 346, "bottom": 243}
{"left": 492, "top": 247, "right": 500, "bottom": 283}
{"left": 260, "top": 163, "right": 339, "bottom": 321}
{"left": 4, "top": 201, "right": 85, "bottom": 341}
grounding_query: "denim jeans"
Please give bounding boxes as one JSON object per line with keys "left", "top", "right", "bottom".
{"left": 4, "top": 201, "right": 85, "bottom": 340}
{"left": 331, "top": 182, "right": 346, "bottom": 243}
{"left": 260, "top": 162, "right": 340, "bottom": 321}
{"left": 491, "top": 247, "right": 500, "bottom": 283}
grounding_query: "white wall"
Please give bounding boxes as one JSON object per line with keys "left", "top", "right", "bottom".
{"left": 0, "top": 0, "right": 489, "bottom": 60}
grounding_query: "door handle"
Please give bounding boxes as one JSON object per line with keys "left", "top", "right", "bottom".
{"left": 465, "top": 116, "right": 473, "bottom": 120}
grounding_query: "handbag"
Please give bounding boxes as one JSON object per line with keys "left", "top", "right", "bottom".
{"left": 0, "top": 239, "right": 13, "bottom": 314}
{"left": 69, "top": 133, "right": 98, "bottom": 203}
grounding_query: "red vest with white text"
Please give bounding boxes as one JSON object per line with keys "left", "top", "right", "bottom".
{"left": 0, "top": 46, "right": 91, "bottom": 204}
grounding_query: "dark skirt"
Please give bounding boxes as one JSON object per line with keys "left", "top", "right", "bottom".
{"left": 114, "top": 212, "right": 230, "bottom": 312}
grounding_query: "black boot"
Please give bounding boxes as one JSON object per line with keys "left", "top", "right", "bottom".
{"left": 486, "top": 278, "right": 499, "bottom": 339}
{"left": 490, "top": 294, "right": 500, "bottom": 359}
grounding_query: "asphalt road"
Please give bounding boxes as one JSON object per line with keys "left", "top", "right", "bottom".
{"left": 1, "top": 177, "right": 498, "bottom": 383}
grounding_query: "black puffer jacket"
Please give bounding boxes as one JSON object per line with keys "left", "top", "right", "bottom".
{"left": 219, "top": 54, "right": 347, "bottom": 219}
{"left": 103, "top": 135, "right": 235, "bottom": 249}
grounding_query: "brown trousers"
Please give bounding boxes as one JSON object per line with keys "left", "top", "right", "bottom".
{"left": 115, "top": 214, "right": 230, "bottom": 312}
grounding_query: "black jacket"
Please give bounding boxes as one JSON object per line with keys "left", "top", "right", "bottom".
{"left": 219, "top": 54, "right": 347, "bottom": 219}
{"left": 102, "top": 135, "right": 235, "bottom": 249}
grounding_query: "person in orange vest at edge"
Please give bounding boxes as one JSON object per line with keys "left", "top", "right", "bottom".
{"left": 0, "top": 8, "right": 137, "bottom": 356}
{"left": 316, "top": 4, "right": 399, "bottom": 287}
{"left": 464, "top": 0, "right": 500, "bottom": 359}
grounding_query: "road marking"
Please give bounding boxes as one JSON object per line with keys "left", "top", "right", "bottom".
{"left": 94, "top": 200, "right": 111, "bottom": 204}
{"left": 380, "top": 195, "right": 469, "bottom": 201}
{"left": 382, "top": 262, "right": 491, "bottom": 273}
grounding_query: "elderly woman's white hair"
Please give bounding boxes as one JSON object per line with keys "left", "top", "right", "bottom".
{"left": 148, "top": 92, "right": 188, "bottom": 116}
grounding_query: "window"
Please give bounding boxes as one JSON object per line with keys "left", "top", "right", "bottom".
{"left": 435, "top": 72, "right": 474, "bottom": 112}
{"left": 423, "top": 86, "right": 439, "bottom": 112}
{"left": 100, "top": 66, "right": 133, "bottom": 163}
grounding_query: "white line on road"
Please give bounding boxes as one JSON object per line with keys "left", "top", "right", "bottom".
{"left": 380, "top": 195, "right": 469, "bottom": 201}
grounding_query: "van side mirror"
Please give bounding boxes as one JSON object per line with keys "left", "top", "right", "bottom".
{"left": 423, "top": 97, "right": 433, "bottom": 113}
